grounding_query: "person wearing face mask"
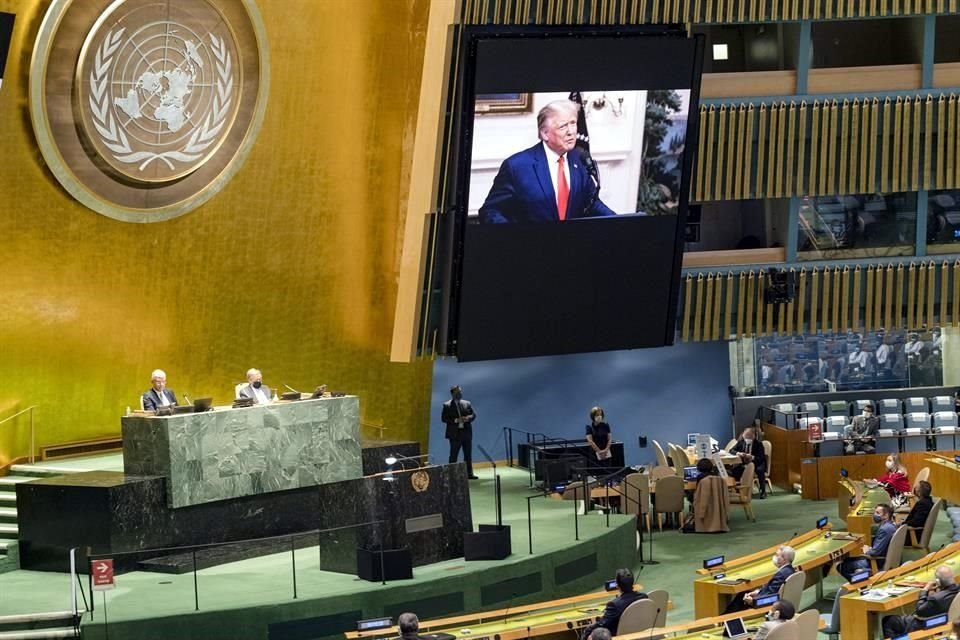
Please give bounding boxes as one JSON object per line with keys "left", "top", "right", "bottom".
{"left": 729, "top": 427, "right": 768, "bottom": 499}
{"left": 870, "top": 453, "right": 911, "bottom": 502}
{"left": 238, "top": 368, "right": 273, "bottom": 405}
{"left": 441, "top": 385, "right": 478, "bottom": 480}
{"left": 849, "top": 343, "right": 869, "bottom": 371}
{"left": 585, "top": 407, "right": 613, "bottom": 467}
{"left": 142, "top": 369, "right": 178, "bottom": 411}
{"left": 900, "top": 480, "right": 934, "bottom": 529}
{"left": 882, "top": 566, "right": 960, "bottom": 637}
{"left": 844, "top": 403, "right": 879, "bottom": 454}
{"left": 723, "top": 546, "right": 795, "bottom": 612}
{"left": 753, "top": 600, "right": 795, "bottom": 640}
{"left": 838, "top": 504, "right": 897, "bottom": 580}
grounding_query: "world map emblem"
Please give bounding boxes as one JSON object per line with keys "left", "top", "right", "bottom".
{"left": 30, "top": 0, "right": 269, "bottom": 221}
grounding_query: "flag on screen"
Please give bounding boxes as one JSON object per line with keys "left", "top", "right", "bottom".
{"left": 0, "top": 13, "right": 14, "bottom": 93}
{"left": 568, "top": 91, "right": 590, "bottom": 154}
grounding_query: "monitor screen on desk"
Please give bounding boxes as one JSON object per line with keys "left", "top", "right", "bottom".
{"left": 924, "top": 614, "right": 948, "bottom": 629}
{"left": 357, "top": 617, "right": 392, "bottom": 632}
{"left": 723, "top": 618, "right": 747, "bottom": 638}
{"left": 816, "top": 516, "right": 828, "bottom": 529}
{"left": 850, "top": 570, "right": 871, "bottom": 584}
{"left": 955, "top": 454, "right": 960, "bottom": 464}
{"left": 703, "top": 555, "right": 724, "bottom": 570}
{"left": 840, "top": 468, "right": 849, "bottom": 477}
{"left": 753, "top": 594, "right": 778, "bottom": 607}
{"left": 683, "top": 466, "right": 699, "bottom": 481}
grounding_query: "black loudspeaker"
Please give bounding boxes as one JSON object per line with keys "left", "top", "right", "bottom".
{"left": 356, "top": 547, "right": 413, "bottom": 582}
{"left": 463, "top": 525, "right": 512, "bottom": 561}
{"left": 535, "top": 458, "right": 574, "bottom": 486}
{"left": 638, "top": 435, "right": 648, "bottom": 448}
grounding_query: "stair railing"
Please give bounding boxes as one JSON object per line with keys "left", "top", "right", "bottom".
{"left": 0, "top": 405, "right": 39, "bottom": 463}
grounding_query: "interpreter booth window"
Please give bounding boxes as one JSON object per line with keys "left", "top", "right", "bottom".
{"left": 927, "top": 190, "right": 960, "bottom": 254}
{"left": 810, "top": 18, "right": 923, "bottom": 69}
{"left": 934, "top": 15, "right": 960, "bottom": 63}
{"left": 751, "top": 330, "right": 943, "bottom": 397}
{"left": 796, "top": 193, "right": 917, "bottom": 261}
{"left": 693, "top": 23, "right": 800, "bottom": 74}
{"left": 684, "top": 198, "right": 789, "bottom": 252}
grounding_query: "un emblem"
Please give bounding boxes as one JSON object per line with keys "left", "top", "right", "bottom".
{"left": 30, "top": 0, "right": 269, "bottom": 221}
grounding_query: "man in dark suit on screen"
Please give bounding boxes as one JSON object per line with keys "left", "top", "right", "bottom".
{"left": 582, "top": 568, "right": 647, "bottom": 638}
{"left": 479, "top": 99, "right": 618, "bottom": 224}
{"left": 441, "top": 385, "right": 478, "bottom": 479}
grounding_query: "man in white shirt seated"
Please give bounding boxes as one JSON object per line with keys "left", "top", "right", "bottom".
{"left": 142, "top": 369, "right": 178, "bottom": 411}
{"left": 238, "top": 368, "right": 273, "bottom": 404}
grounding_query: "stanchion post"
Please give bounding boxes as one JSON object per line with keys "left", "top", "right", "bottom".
{"left": 192, "top": 550, "right": 199, "bottom": 611}
{"left": 291, "top": 536, "right": 298, "bottom": 599}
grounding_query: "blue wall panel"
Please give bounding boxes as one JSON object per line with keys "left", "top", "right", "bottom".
{"left": 428, "top": 341, "right": 734, "bottom": 468}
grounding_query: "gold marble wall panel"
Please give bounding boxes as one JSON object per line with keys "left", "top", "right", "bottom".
{"left": 0, "top": 0, "right": 433, "bottom": 465}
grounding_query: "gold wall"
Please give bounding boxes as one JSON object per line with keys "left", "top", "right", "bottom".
{"left": 0, "top": 0, "right": 433, "bottom": 466}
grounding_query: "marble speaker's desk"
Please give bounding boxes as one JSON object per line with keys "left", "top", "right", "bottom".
{"left": 122, "top": 396, "right": 363, "bottom": 508}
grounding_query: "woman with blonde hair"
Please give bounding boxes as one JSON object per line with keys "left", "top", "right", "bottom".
{"left": 870, "top": 453, "right": 911, "bottom": 505}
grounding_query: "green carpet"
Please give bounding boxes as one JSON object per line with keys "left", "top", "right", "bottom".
{"left": 0, "top": 461, "right": 954, "bottom": 640}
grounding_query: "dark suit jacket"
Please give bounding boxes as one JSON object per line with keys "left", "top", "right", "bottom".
{"left": 591, "top": 590, "right": 648, "bottom": 636}
{"left": 914, "top": 583, "right": 960, "bottom": 619}
{"left": 757, "top": 564, "right": 795, "bottom": 598}
{"left": 731, "top": 438, "right": 767, "bottom": 473}
{"left": 238, "top": 383, "right": 273, "bottom": 403}
{"left": 441, "top": 399, "right": 476, "bottom": 439}
{"left": 479, "top": 144, "right": 618, "bottom": 224}
{"left": 904, "top": 496, "right": 934, "bottom": 529}
{"left": 142, "top": 388, "right": 177, "bottom": 411}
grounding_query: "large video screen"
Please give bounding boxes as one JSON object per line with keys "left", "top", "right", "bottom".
{"left": 447, "top": 27, "right": 704, "bottom": 361}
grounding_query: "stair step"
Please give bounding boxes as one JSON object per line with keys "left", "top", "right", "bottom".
{"left": 0, "top": 611, "right": 75, "bottom": 626}
{"left": 0, "top": 523, "right": 18, "bottom": 537}
{"left": 0, "top": 494, "right": 15, "bottom": 505}
{"left": 9, "top": 465, "right": 83, "bottom": 477}
{"left": 0, "top": 629, "right": 77, "bottom": 639}
{"left": 0, "top": 507, "right": 15, "bottom": 521}
{"left": 0, "top": 476, "right": 34, "bottom": 489}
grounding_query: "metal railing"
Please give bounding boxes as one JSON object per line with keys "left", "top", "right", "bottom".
{"left": 0, "top": 405, "right": 39, "bottom": 463}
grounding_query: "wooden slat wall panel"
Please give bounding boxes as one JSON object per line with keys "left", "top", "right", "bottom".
{"left": 688, "top": 92, "right": 960, "bottom": 202}
{"left": 674, "top": 260, "right": 957, "bottom": 342}
{"left": 462, "top": 0, "right": 956, "bottom": 24}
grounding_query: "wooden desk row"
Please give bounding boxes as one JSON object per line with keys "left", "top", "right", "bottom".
{"left": 693, "top": 526, "right": 863, "bottom": 617}
{"left": 840, "top": 539, "right": 960, "bottom": 640}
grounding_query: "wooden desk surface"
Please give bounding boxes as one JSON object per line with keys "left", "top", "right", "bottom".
{"left": 927, "top": 454, "right": 960, "bottom": 505}
{"left": 692, "top": 526, "right": 862, "bottom": 618}
{"left": 588, "top": 477, "right": 735, "bottom": 499}
{"left": 618, "top": 607, "right": 771, "bottom": 640}
{"left": 839, "top": 539, "right": 960, "bottom": 640}
{"left": 344, "top": 588, "right": 645, "bottom": 640}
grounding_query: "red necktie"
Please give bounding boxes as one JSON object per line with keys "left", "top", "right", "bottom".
{"left": 557, "top": 155, "right": 569, "bottom": 221}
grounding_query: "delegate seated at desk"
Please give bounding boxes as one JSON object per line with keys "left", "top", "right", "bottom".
{"left": 753, "top": 600, "right": 796, "bottom": 640}
{"left": 900, "top": 480, "right": 934, "bottom": 529}
{"left": 838, "top": 504, "right": 896, "bottom": 580}
{"left": 725, "top": 545, "right": 796, "bottom": 612}
{"left": 882, "top": 565, "right": 960, "bottom": 637}
{"left": 398, "top": 613, "right": 428, "bottom": 640}
{"left": 238, "top": 368, "right": 273, "bottom": 404}
{"left": 844, "top": 404, "right": 879, "bottom": 454}
{"left": 142, "top": 368, "right": 177, "bottom": 411}
{"left": 581, "top": 569, "right": 647, "bottom": 638}
{"left": 730, "top": 427, "right": 767, "bottom": 499}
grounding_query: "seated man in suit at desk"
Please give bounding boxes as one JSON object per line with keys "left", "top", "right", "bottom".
{"left": 588, "top": 629, "right": 611, "bottom": 640}
{"left": 142, "top": 369, "right": 177, "bottom": 411}
{"left": 398, "top": 613, "right": 427, "bottom": 640}
{"left": 753, "top": 600, "right": 796, "bottom": 640}
{"left": 882, "top": 565, "right": 960, "bottom": 637}
{"left": 838, "top": 504, "right": 897, "bottom": 580}
{"left": 724, "top": 545, "right": 796, "bottom": 612}
{"left": 582, "top": 568, "right": 647, "bottom": 638}
{"left": 844, "top": 403, "right": 879, "bottom": 454}
{"left": 729, "top": 427, "right": 768, "bottom": 499}
{"left": 238, "top": 368, "right": 273, "bottom": 404}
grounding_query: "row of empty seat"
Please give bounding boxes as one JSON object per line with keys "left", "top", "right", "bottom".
{"left": 772, "top": 396, "right": 957, "bottom": 421}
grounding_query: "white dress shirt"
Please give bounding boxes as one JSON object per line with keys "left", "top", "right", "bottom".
{"left": 542, "top": 142, "right": 571, "bottom": 209}
{"left": 253, "top": 386, "right": 270, "bottom": 404}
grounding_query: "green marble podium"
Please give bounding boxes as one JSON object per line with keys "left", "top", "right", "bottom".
{"left": 121, "top": 396, "right": 363, "bottom": 508}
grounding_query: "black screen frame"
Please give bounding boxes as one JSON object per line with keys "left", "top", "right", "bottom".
{"left": 441, "top": 25, "right": 705, "bottom": 360}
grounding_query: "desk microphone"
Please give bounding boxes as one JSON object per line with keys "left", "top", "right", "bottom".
{"left": 649, "top": 608, "right": 661, "bottom": 637}
{"left": 283, "top": 384, "right": 301, "bottom": 394}
{"left": 912, "top": 543, "right": 948, "bottom": 589}
{"left": 183, "top": 393, "right": 191, "bottom": 405}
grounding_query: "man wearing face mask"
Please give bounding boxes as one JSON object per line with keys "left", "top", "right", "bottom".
{"left": 882, "top": 566, "right": 960, "bottom": 637}
{"left": 753, "top": 600, "right": 796, "bottom": 640}
{"left": 441, "top": 385, "right": 478, "bottom": 480}
{"left": 838, "top": 504, "right": 897, "bottom": 581}
{"left": 729, "top": 427, "right": 768, "bottom": 499}
{"left": 238, "top": 368, "right": 273, "bottom": 405}
{"left": 724, "top": 546, "right": 796, "bottom": 612}
{"left": 844, "top": 403, "right": 879, "bottom": 454}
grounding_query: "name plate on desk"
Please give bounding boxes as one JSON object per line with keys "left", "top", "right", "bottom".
{"left": 405, "top": 513, "right": 443, "bottom": 533}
